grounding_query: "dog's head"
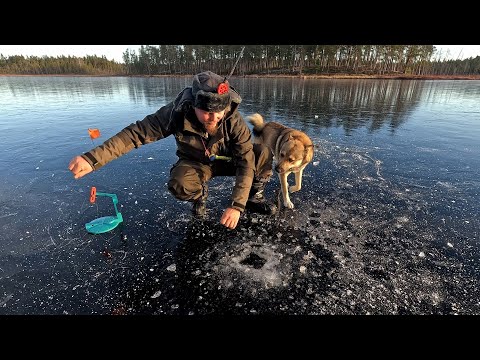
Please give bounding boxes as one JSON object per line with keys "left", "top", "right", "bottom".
{"left": 274, "top": 131, "right": 314, "bottom": 174}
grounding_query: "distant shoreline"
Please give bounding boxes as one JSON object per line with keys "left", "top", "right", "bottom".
{"left": 1, "top": 73, "right": 480, "bottom": 80}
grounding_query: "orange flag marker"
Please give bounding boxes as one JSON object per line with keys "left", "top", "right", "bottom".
{"left": 88, "top": 128, "right": 101, "bottom": 140}
{"left": 90, "top": 186, "right": 97, "bottom": 204}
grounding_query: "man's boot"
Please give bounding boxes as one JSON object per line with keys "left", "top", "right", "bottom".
{"left": 246, "top": 180, "right": 277, "bottom": 215}
{"left": 192, "top": 183, "right": 208, "bottom": 218}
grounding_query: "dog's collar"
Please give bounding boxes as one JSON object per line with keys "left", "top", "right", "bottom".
{"left": 275, "top": 128, "right": 293, "bottom": 157}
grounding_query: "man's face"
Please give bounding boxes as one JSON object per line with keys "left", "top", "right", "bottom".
{"left": 194, "top": 107, "right": 226, "bottom": 136}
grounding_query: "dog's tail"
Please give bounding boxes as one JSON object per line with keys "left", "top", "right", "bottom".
{"left": 247, "top": 113, "right": 265, "bottom": 135}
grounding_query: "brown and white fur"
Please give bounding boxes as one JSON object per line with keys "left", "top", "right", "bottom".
{"left": 248, "top": 113, "right": 314, "bottom": 209}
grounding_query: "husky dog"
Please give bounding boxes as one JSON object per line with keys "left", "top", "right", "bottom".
{"left": 248, "top": 113, "right": 314, "bottom": 209}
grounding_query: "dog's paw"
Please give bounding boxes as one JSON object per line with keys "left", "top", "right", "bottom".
{"left": 289, "top": 185, "right": 301, "bottom": 193}
{"left": 284, "top": 200, "right": 294, "bottom": 209}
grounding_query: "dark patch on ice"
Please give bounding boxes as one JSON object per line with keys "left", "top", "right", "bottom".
{"left": 240, "top": 252, "right": 267, "bottom": 269}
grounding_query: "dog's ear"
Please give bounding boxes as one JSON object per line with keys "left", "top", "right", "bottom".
{"left": 304, "top": 144, "right": 314, "bottom": 163}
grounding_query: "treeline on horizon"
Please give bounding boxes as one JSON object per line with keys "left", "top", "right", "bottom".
{"left": 1, "top": 45, "right": 479, "bottom": 76}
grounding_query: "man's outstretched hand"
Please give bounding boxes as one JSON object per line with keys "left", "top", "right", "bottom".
{"left": 68, "top": 156, "right": 94, "bottom": 179}
{"left": 220, "top": 207, "right": 241, "bottom": 229}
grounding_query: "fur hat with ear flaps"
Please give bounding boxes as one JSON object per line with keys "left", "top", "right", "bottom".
{"left": 192, "top": 71, "right": 241, "bottom": 112}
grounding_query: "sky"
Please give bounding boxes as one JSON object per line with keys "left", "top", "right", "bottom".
{"left": 433, "top": 45, "right": 480, "bottom": 60}
{"left": 0, "top": 45, "right": 479, "bottom": 63}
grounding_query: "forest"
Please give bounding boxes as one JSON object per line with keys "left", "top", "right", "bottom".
{"left": 1, "top": 45, "right": 479, "bottom": 76}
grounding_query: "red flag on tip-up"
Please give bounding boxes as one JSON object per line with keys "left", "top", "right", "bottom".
{"left": 88, "top": 128, "right": 101, "bottom": 140}
{"left": 90, "top": 186, "right": 97, "bottom": 204}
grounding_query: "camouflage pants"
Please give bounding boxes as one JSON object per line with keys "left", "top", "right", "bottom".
{"left": 167, "top": 143, "right": 273, "bottom": 202}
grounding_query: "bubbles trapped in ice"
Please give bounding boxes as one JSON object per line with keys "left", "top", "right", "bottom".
{"left": 151, "top": 290, "right": 162, "bottom": 299}
{"left": 167, "top": 264, "right": 176, "bottom": 272}
{"left": 166, "top": 213, "right": 191, "bottom": 233}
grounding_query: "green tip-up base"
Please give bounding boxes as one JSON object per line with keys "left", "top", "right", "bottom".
{"left": 86, "top": 215, "right": 122, "bottom": 234}
{"left": 85, "top": 191, "right": 123, "bottom": 234}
